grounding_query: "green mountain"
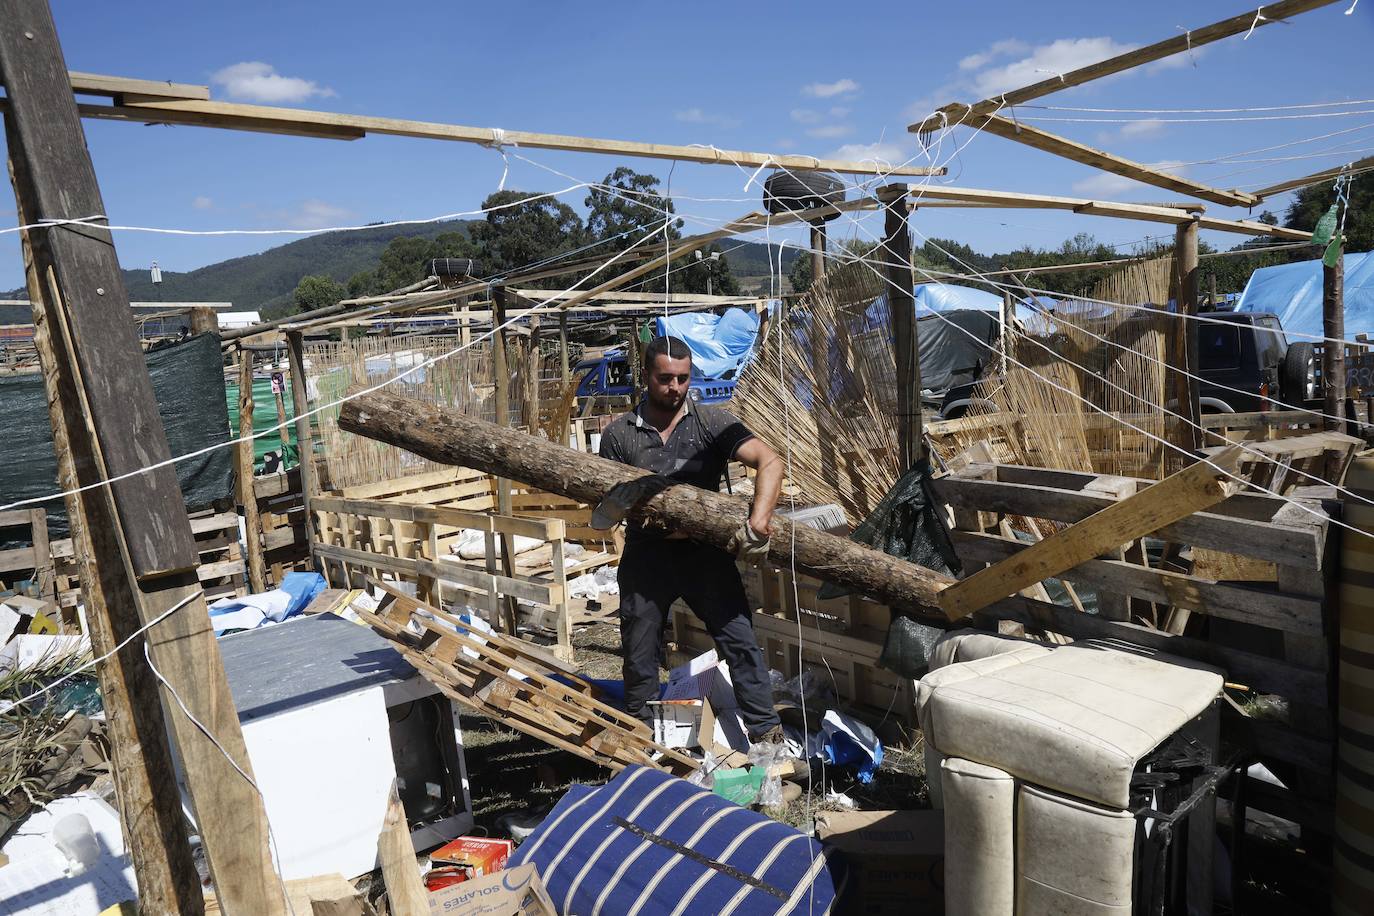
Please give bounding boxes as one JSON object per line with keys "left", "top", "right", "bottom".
{"left": 3, "top": 221, "right": 804, "bottom": 308}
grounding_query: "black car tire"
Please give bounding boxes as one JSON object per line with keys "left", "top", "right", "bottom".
{"left": 1281, "top": 342, "right": 1317, "bottom": 402}
{"left": 762, "top": 171, "right": 845, "bottom": 219}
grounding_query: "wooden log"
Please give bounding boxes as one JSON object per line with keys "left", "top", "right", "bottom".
{"left": 1325, "top": 243, "right": 1346, "bottom": 432}
{"left": 940, "top": 447, "right": 1243, "bottom": 619}
{"left": 338, "top": 391, "right": 955, "bottom": 610}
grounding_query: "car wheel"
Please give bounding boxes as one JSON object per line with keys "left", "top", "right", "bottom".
{"left": 1282, "top": 342, "right": 1317, "bottom": 402}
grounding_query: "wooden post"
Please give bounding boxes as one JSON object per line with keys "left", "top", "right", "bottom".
{"left": 881, "top": 192, "right": 924, "bottom": 470}
{"left": 525, "top": 314, "right": 542, "bottom": 434}
{"left": 810, "top": 222, "right": 827, "bottom": 283}
{"left": 286, "top": 331, "right": 320, "bottom": 560}
{"left": 1173, "top": 218, "right": 1203, "bottom": 456}
{"left": 9, "top": 150, "right": 203, "bottom": 916}
{"left": 999, "top": 290, "right": 1013, "bottom": 378}
{"left": 188, "top": 305, "right": 219, "bottom": 337}
{"left": 237, "top": 348, "right": 267, "bottom": 593}
{"left": 1209, "top": 273, "right": 1219, "bottom": 309}
{"left": 627, "top": 318, "right": 641, "bottom": 403}
{"left": 0, "top": 7, "right": 286, "bottom": 911}
{"left": 271, "top": 365, "right": 291, "bottom": 463}
{"left": 489, "top": 286, "right": 520, "bottom": 634}
{"left": 1325, "top": 242, "right": 1346, "bottom": 432}
{"left": 559, "top": 310, "right": 571, "bottom": 383}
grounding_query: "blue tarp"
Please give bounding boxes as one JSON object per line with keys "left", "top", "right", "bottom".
{"left": 913, "top": 282, "right": 1001, "bottom": 314}
{"left": 654, "top": 308, "right": 760, "bottom": 380}
{"left": 1237, "top": 251, "right": 1374, "bottom": 341}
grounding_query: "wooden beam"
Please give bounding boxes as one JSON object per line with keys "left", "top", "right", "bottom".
{"left": 1174, "top": 218, "right": 1203, "bottom": 454}
{"left": 236, "top": 349, "right": 267, "bottom": 593}
{"left": 9, "top": 145, "right": 204, "bottom": 915}
{"left": 64, "top": 71, "right": 210, "bottom": 101}
{"left": 910, "top": 1, "right": 1342, "bottom": 129}
{"left": 939, "top": 447, "right": 1244, "bottom": 620}
{"left": 44, "top": 92, "right": 947, "bottom": 175}
{"left": 936, "top": 114, "right": 1259, "bottom": 207}
{"left": 286, "top": 331, "right": 320, "bottom": 565}
{"left": 0, "top": 4, "right": 284, "bottom": 911}
{"left": 1254, "top": 153, "right": 1374, "bottom": 200}
{"left": 903, "top": 183, "right": 1312, "bottom": 239}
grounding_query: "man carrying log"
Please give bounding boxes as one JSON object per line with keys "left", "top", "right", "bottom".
{"left": 598, "top": 335, "right": 786, "bottom": 742}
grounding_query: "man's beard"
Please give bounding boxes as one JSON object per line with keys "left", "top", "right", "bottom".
{"left": 647, "top": 389, "right": 683, "bottom": 413}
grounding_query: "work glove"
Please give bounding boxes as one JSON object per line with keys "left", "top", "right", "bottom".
{"left": 728, "top": 523, "right": 771, "bottom": 565}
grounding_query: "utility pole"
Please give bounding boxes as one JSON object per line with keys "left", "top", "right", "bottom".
{"left": 0, "top": 5, "right": 286, "bottom": 911}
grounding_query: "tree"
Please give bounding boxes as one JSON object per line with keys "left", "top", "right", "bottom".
{"left": 677, "top": 244, "right": 742, "bottom": 296}
{"left": 293, "top": 274, "right": 346, "bottom": 312}
{"left": 469, "top": 190, "right": 586, "bottom": 286}
{"left": 788, "top": 251, "right": 812, "bottom": 294}
{"left": 585, "top": 167, "right": 682, "bottom": 252}
{"left": 346, "top": 230, "right": 477, "bottom": 298}
{"left": 1286, "top": 176, "right": 1373, "bottom": 253}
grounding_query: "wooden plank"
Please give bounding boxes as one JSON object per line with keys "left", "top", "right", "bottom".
{"left": 980, "top": 595, "right": 1328, "bottom": 703}
{"left": 910, "top": 1, "right": 1341, "bottom": 125}
{"left": 65, "top": 71, "right": 209, "bottom": 102}
{"left": 312, "top": 543, "right": 554, "bottom": 606}
{"left": 310, "top": 495, "right": 561, "bottom": 541}
{"left": 377, "top": 781, "right": 427, "bottom": 916}
{"left": 237, "top": 349, "right": 267, "bottom": 593}
{"left": 11, "top": 193, "right": 204, "bottom": 913}
{"left": 0, "top": 7, "right": 196, "bottom": 579}
{"left": 951, "top": 530, "right": 1324, "bottom": 635}
{"left": 1, "top": 9, "right": 284, "bottom": 911}
{"left": 77, "top": 95, "right": 948, "bottom": 176}
{"left": 940, "top": 448, "right": 1243, "bottom": 619}
{"left": 1254, "top": 152, "right": 1374, "bottom": 200}
{"left": 932, "top": 473, "right": 1325, "bottom": 567}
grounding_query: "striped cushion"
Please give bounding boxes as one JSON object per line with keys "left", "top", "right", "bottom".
{"left": 508, "top": 766, "right": 846, "bottom": 916}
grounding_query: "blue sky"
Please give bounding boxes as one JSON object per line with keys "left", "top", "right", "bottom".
{"left": 1, "top": 0, "right": 1372, "bottom": 295}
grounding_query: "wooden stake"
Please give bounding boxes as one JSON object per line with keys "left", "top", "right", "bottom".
{"left": 0, "top": 8, "right": 286, "bottom": 910}
{"left": 559, "top": 310, "right": 570, "bottom": 382}
{"left": 939, "top": 447, "right": 1243, "bottom": 620}
{"left": 9, "top": 145, "right": 203, "bottom": 916}
{"left": 1173, "top": 218, "right": 1203, "bottom": 456}
{"left": 286, "top": 330, "right": 320, "bottom": 562}
{"left": 378, "top": 780, "right": 427, "bottom": 916}
{"left": 1325, "top": 242, "right": 1346, "bottom": 432}
{"left": 237, "top": 349, "right": 267, "bottom": 593}
{"left": 490, "top": 287, "right": 520, "bottom": 635}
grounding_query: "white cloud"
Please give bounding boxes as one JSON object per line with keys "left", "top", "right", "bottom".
{"left": 790, "top": 108, "right": 822, "bottom": 124}
{"left": 829, "top": 141, "right": 907, "bottom": 167}
{"left": 1119, "top": 118, "right": 1166, "bottom": 139}
{"left": 970, "top": 37, "right": 1135, "bottom": 98}
{"left": 211, "top": 62, "right": 336, "bottom": 104}
{"left": 1071, "top": 159, "right": 1187, "bottom": 199}
{"left": 803, "top": 78, "right": 860, "bottom": 99}
{"left": 807, "top": 124, "right": 854, "bottom": 139}
{"left": 674, "top": 107, "right": 739, "bottom": 127}
{"left": 276, "top": 199, "right": 354, "bottom": 230}
{"left": 958, "top": 39, "right": 1029, "bottom": 72}
{"left": 828, "top": 106, "right": 851, "bottom": 118}
{"left": 192, "top": 195, "right": 214, "bottom": 210}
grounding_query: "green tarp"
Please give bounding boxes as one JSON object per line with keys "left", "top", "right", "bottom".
{"left": 225, "top": 374, "right": 298, "bottom": 473}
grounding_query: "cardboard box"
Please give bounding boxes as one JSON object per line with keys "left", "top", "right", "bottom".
{"left": 663, "top": 650, "right": 749, "bottom": 751}
{"left": 427, "top": 863, "right": 555, "bottom": 915}
{"left": 816, "top": 810, "right": 944, "bottom": 915}
{"left": 430, "top": 836, "right": 513, "bottom": 879}
{"left": 647, "top": 699, "right": 703, "bottom": 749}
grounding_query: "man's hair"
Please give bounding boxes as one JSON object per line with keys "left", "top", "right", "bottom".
{"left": 643, "top": 335, "right": 692, "bottom": 370}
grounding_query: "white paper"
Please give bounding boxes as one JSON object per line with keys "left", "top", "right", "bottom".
{"left": 0, "top": 793, "right": 138, "bottom": 915}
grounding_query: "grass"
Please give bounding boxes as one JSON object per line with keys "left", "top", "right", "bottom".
{"left": 0, "top": 650, "right": 97, "bottom": 809}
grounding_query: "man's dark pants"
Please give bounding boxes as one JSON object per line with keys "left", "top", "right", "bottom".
{"left": 617, "top": 538, "right": 781, "bottom": 740}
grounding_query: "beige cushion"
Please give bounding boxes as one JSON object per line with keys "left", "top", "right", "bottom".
{"left": 924, "top": 645, "right": 1222, "bottom": 808}
{"left": 925, "top": 743, "right": 946, "bottom": 809}
{"left": 929, "top": 629, "right": 1052, "bottom": 671}
{"left": 942, "top": 758, "right": 1015, "bottom": 916}
{"left": 1017, "top": 783, "right": 1135, "bottom": 914}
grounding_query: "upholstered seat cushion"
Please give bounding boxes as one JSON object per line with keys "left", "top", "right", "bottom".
{"left": 942, "top": 758, "right": 1016, "bottom": 916}
{"left": 922, "top": 646, "right": 1222, "bottom": 808}
{"left": 1017, "top": 783, "right": 1136, "bottom": 914}
{"left": 929, "top": 629, "right": 1053, "bottom": 672}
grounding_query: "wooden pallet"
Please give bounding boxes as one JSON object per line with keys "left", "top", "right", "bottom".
{"left": 935, "top": 460, "right": 1338, "bottom": 834}
{"left": 355, "top": 579, "right": 697, "bottom": 776}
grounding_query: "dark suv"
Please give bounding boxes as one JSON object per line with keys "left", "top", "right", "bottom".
{"left": 1194, "top": 311, "right": 1316, "bottom": 414}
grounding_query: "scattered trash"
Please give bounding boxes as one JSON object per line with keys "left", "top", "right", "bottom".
{"left": 713, "top": 766, "right": 766, "bottom": 806}
{"left": 0, "top": 792, "right": 136, "bottom": 914}
{"left": 818, "top": 710, "right": 884, "bottom": 784}
{"left": 207, "top": 571, "right": 326, "bottom": 635}
{"left": 567, "top": 565, "right": 619, "bottom": 601}
{"left": 429, "top": 835, "right": 513, "bottom": 880}
{"left": 494, "top": 806, "right": 551, "bottom": 844}
{"left": 426, "top": 862, "right": 556, "bottom": 915}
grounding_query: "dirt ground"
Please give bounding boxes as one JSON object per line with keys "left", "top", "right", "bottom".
{"left": 462, "top": 621, "right": 931, "bottom": 836}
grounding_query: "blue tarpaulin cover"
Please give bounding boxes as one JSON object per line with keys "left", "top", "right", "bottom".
{"left": 655, "top": 308, "right": 760, "bottom": 379}
{"left": 1237, "top": 251, "right": 1373, "bottom": 342}
{"left": 509, "top": 766, "right": 846, "bottom": 915}
{"left": 913, "top": 282, "right": 1001, "bottom": 314}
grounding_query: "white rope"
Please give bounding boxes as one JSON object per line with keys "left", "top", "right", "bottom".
{"left": 1244, "top": 7, "right": 1268, "bottom": 39}
{"left": 1022, "top": 109, "right": 1374, "bottom": 124}
{"left": 1027, "top": 99, "right": 1374, "bottom": 115}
